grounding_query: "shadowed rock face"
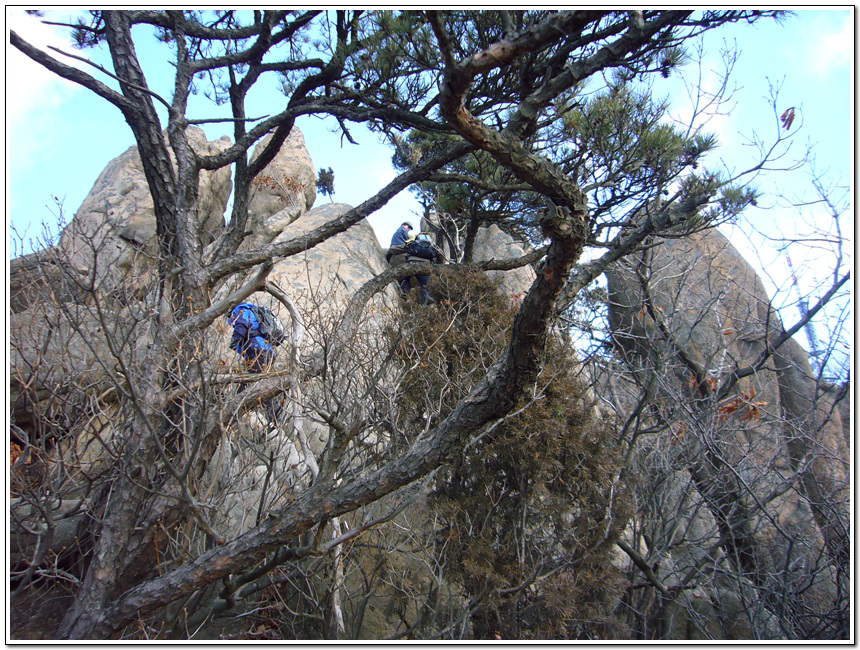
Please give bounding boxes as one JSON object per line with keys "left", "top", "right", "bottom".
{"left": 606, "top": 227, "right": 849, "bottom": 636}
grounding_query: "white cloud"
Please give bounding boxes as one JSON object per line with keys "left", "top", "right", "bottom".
{"left": 6, "top": 9, "right": 96, "bottom": 176}
{"left": 800, "top": 11, "right": 853, "bottom": 76}
{"left": 6, "top": 10, "right": 88, "bottom": 127}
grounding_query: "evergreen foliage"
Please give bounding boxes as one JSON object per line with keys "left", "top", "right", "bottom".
{"left": 317, "top": 167, "right": 335, "bottom": 200}
{"left": 389, "top": 269, "right": 631, "bottom": 638}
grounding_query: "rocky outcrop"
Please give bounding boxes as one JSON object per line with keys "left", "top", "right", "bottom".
{"left": 11, "top": 128, "right": 233, "bottom": 314}
{"left": 243, "top": 129, "right": 317, "bottom": 250}
{"left": 472, "top": 223, "right": 536, "bottom": 297}
{"left": 10, "top": 124, "right": 846, "bottom": 640}
{"left": 772, "top": 336, "right": 850, "bottom": 565}
{"left": 606, "top": 227, "right": 849, "bottom": 637}
{"left": 9, "top": 128, "right": 234, "bottom": 432}
{"left": 59, "top": 126, "right": 232, "bottom": 283}
{"left": 270, "top": 202, "right": 390, "bottom": 304}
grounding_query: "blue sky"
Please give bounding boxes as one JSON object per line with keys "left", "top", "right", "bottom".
{"left": 5, "top": 9, "right": 853, "bottom": 374}
{"left": 6, "top": 8, "right": 422, "bottom": 252}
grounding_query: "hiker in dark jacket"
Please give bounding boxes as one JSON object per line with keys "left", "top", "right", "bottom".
{"left": 390, "top": 221, "right": 413, "bottom": 248}
{"left": 229, "top": 303, "right": 281, "bottom": 426}
{"left": 386, "top": 224, "right": 413, "bottom": 268}
{"left": 388, "top": 229, "right": 443, "bottom": 304}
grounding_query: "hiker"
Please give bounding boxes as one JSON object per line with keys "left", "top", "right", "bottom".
{"left": 387, "top": 225, "right": 443, "bottom": 304}
{"left": 386, "top": 221, "right": 413, "bottom": 269}
{"left": 390, "top": 221, "right": 414, "bottom": 248}
{"left": 228, "top": 302, "right": 282, "bottom": 427}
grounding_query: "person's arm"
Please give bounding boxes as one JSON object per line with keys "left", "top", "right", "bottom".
{"left": 229, "top": 310, "right": 252, "bottom": 353}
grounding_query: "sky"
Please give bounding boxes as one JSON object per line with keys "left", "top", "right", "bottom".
{"left": 5, "top": 8, "right": 854, "bottom": 375}
{"left": 5, "top": 8, "right": 421, "bottom": 253}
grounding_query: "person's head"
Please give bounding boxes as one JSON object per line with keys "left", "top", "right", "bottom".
{"left": 401, "top": 221, "right": 413, "bottom": 231}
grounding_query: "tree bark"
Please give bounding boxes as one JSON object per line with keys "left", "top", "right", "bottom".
{"left": 61, "top": 193, "right": 587, "bottom": 640}
{"left": 103, "top": 11, "right": 179, "bottom": 262}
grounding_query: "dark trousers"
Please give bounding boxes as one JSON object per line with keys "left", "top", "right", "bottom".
{"left": 399, "top": 273, "right": 433, "bottom": 304}
{"left": 237, "top": 348, "right": 281, "bottom": 427}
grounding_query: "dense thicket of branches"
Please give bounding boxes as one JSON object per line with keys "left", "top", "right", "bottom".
{"left": 9, "top": 9, "right": 849, "bottom": 640}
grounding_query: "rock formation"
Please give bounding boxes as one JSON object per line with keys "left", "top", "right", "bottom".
{"left": 9, "top": 128, "right": 848, "bottom": 641}
{"left": 605, "top": 228, "right": 849, "bottom": 638}
{"left": 10, "top": 127, "right": 233, "bottom": 438}
{"left": 60, "top": 126, "right": 233, "bottom": 285}
{"left": 243, "top": 129, "right": 318, "bottom": 250}
{"left": 471, "top": 223, "right": 536, "bottom": 297}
